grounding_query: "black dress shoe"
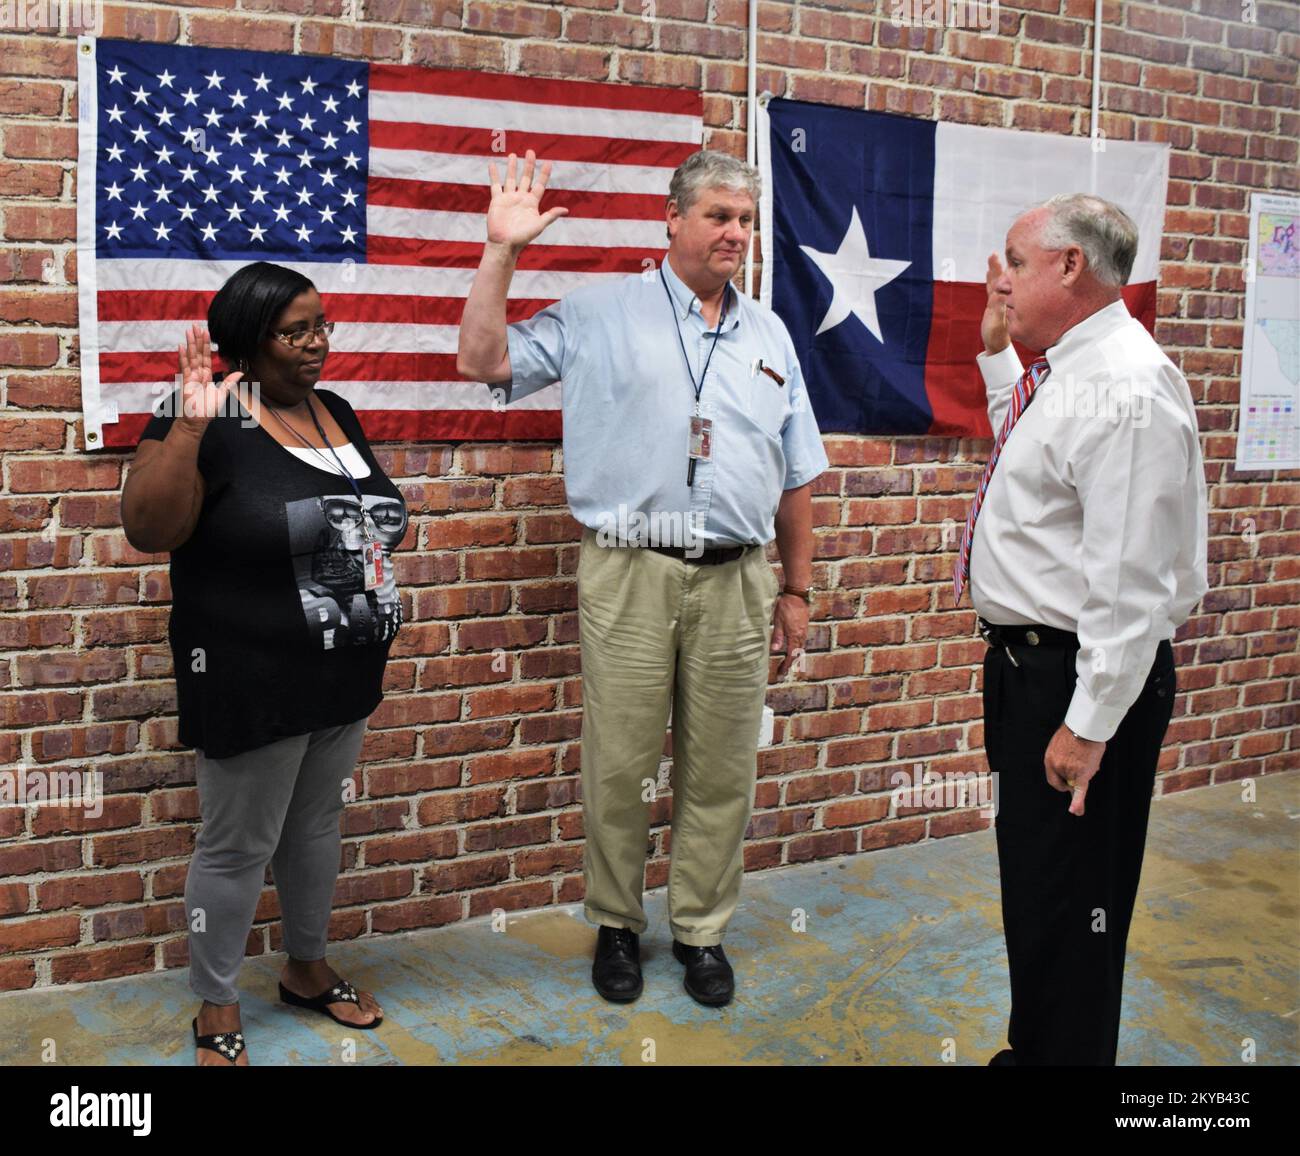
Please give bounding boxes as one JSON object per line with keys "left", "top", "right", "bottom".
{"left": 592, "top": 926, "right": 642, "bottom": 1002}
{"left": 988, "top": 1048, "right": 1016, "bottom": 1066}
{"left": 671, "top": 940, "right": 734, "bottom": 1006}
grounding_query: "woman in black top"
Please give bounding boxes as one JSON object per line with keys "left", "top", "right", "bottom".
{"left": 122, "top": 262, "right": 408, "bottom": 1065}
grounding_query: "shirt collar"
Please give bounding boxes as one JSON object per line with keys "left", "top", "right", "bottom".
{"left": 660, "top": 254, "right": 742, "bottom": 333}
{"left": 1044, "top": 298, "right": 1131, "bottom": 375}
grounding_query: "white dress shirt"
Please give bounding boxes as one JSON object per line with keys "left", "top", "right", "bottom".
{"left": 970, "top": 299, "right": 1209, "bottom": 742}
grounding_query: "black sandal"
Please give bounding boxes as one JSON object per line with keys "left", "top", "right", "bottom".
{"left": 192, "top": 1018, "right": 247, "bottom": 1064}
{"left": 278, "top": 978, "right": 383, "bottom": 1029}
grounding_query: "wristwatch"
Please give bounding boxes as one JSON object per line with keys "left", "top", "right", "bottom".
{"left": 781, "top": 585, "right": 812, "bottom": 603}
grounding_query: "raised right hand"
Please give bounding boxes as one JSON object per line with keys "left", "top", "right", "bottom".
{"left": 176, "top": 323, "right": 242, "bottom": 435}
{"left": 981, "top": 252, "right": 1010, "bottom": 354}
{"left": 486, "top": 149, "right": 569, "bottom": 254}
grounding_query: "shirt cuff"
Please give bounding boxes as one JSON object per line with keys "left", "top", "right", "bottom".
{"left": 1064, "top": 683, "right": 1127, "bottom": 743}
{"left": 501, "top": 326, "right": 546, "bottom": 404}
{"left": 502, "top": 326, "right": 525, "bottom": 399}
{"left": 783, "top": 458, "right": 827, "bottom": 491}
{"left": 976, "top": 344, "right": 1023, "bottom": 391}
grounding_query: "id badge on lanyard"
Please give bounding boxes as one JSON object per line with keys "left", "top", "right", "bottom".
{"left": 362, "top": 536, "right": 384, "bottom": 591}
{"left": 662, "top": 269, "right": 727, "bottom": 486}
{"left": 689, "top": 410, "right": 713, "bottom": 462}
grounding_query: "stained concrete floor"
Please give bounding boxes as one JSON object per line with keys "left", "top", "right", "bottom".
{"left": 1, "top": 771, "right": 1296, "bottom": 1066}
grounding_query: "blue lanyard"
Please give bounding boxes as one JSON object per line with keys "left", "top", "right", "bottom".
{"left": 661, "top": 268, "right": 729, "bottom": 407}
{"left": 303, "top": 395, "right": 365, "bottom": 507}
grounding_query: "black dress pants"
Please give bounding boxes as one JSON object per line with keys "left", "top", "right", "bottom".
{"left": 983, "top": 636, "right": 1176, "bottom": 1065}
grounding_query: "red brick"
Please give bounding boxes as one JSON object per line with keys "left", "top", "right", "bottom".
{"left": 189, "top": 13, "right": 293, "bottom": 50}
{"left": 823, "top": 796, "right": 891, "bottom": 828}
{"left": 0, "top": 34, "right": 77, "bottom": 79}
{"left": 787, "top": 830, "right": 857, "bottom": 863}
{"left": 0, "top": 958, "right": 36, "bottom": 991}
{"left": 366, "top": 830, "right": 457, "bottom": 865}
{"left": 617, "top": 50, "right": 699, "bottom": 87}
{"left": 467, "top": 880, "right": 554, "bottom": 918}
{"left": 371, "top": 896, "right": 463, "bottom": 933}
{"left": 860, "top": 818, "right": 927, "bottom": 852}
{"left": 90, "top": 827, "right": 193, "bottom": 868}
{"left": 0, "top": 331, "right": 59, "bottom": 367}
{"left": 423, "top": 855, "right": 511, "bottom": 893}
{"left": 50, "top": 943, "right": 155, "bottom": 984}
{"left": 522, "top": 43, "right": 613, "bottom": 79}
{"left": 463, "top": 816, "right": 552, "bottom": 852}
{"left": 30, "top": 796, "right": 142, "bottom": 836}
{"left": 0, "top": 913, "right": 80, "bottom": 953}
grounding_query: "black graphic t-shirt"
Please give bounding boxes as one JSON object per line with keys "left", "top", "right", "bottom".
{"left": 139, "top": 389, "right": 408, "bottom": 759}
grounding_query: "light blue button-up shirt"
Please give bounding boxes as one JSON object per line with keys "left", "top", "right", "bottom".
{"left": 504, "top": 255, "right": 829, "bottom": 546}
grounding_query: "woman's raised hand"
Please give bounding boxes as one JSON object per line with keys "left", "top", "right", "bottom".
{"left": 176, "top": 324, "right": 243, "bottom": 434}
{"left": 486, "top": 149, "right": 569, "bottom": 254}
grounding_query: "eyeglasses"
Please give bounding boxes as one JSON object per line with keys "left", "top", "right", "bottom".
{"left": 272, "top": 321, "right": 335, "bottom": 349}
{"left": 319, "top": 497, "right": 407, "bottom": 533}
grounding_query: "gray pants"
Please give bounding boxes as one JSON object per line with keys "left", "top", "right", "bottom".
{"left": 185, "top": 719, "right": 368, "bottom": 1005}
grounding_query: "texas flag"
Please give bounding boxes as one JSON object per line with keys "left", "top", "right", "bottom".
{"left": 757, "top": 98, "right": 1170, "bottom": 437}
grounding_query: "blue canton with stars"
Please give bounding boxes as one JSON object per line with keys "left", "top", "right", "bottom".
{"left": 95, "top": 40, "right": 369, "bottom": 262}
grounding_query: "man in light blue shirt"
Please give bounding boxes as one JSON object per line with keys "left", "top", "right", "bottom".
{"left": 458, "top": 149, "right": 828, "bottom": 1008}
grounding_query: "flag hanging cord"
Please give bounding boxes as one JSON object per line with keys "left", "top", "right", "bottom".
{"left": 1089, "top": 0, "right": 1103, "bottom": 194}
{"left": 744, "top": 0, "right": 757, "bottom": 300}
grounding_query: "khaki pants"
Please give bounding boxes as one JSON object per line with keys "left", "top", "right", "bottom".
{"left": 576, "top": 528, "right": 779, "bottom": 946}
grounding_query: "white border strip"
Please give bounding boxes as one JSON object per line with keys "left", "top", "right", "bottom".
{"left": 76, "top": 35, "right": 110, "bottom": 449}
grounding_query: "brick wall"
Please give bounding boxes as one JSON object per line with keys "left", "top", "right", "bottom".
{"left": 0, "top": 0, "right": 1296, "bottom": 992}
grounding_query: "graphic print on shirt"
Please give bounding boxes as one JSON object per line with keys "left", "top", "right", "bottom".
{"left": 286, "top": 492, "right": 407, "bottom": 649}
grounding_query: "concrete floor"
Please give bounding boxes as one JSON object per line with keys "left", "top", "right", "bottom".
{"left": 1, "top": 771, "right": 1296, "bottom": 1066}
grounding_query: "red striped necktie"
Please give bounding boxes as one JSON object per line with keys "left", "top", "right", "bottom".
{"left": 952, "top": 357, "right": 1051, "bottom": 605}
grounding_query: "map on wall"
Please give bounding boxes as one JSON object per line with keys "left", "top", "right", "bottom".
{"left": 1236, "top": 192, "right": 1300, "bottom": 471}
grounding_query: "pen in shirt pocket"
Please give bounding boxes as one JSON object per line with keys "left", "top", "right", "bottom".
{"left": 751, "top": 358, "right": 785, "bottom": 387}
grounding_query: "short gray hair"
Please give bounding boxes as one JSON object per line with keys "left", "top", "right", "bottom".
{"left": 667, "top": 150, "right": 761, "bottom": 217}
{"left": 1029, "top": 193, "right": 1138, "bottom": 287}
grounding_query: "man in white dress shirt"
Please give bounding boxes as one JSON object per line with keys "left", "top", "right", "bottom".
{"left": 956, "top": 193, "right": 1208, "bottom": 1065}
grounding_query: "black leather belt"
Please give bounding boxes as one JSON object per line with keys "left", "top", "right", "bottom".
{"left": 978, "top": 618, "right": 1079, "bottom": 649}
{"left": 648, "top": 543, "right": 757, "bottom": 566}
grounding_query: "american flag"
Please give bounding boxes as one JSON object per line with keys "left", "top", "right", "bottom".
{"left": 76, "top": 37, "right": 703, "bottom": 449}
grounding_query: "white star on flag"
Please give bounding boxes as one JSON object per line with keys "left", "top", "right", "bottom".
{"left": 799, "top": 205, "right": 911, "bottom": 343}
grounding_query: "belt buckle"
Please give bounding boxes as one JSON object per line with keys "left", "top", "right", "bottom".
{"left": 978, "top": 619, "right": 1019, "bottom": 667}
